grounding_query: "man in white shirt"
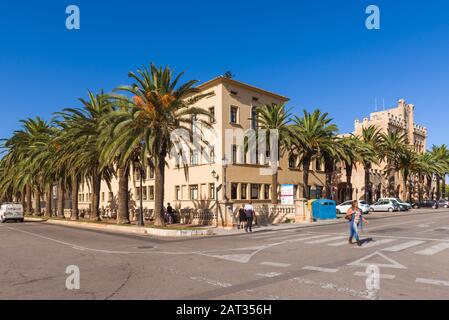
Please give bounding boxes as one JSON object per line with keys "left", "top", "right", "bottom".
{"left": 244, "top": 201, "right": 255, "bottom": 232}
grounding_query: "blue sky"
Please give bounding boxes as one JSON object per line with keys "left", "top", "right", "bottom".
{"left": 0, "top": 0, "right": 448, "bottom": 147}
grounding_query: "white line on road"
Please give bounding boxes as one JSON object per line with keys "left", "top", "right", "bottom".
{"left": 382, "top": 240, "right": 426, "bottom": 252}
{"left": 302, "top": 266, "right": 339, "bottom": 273}
{"left": 256, "top": 272, "right": 284, "bottom": 278}
{"left": 354, "top": 272, "right": 396, "bottom": 280}
{"left": 305, "top": 236, "right": 346, "bottom": 244}
{"left": 260, "top": 262, "right": 291, "bottom": 268}
{"left": 261, "top": 234, "right": 314, "bottom": 242}
{"left": 357, "top": 239, "right": 396, "bottom": 248}
{"left": 414, "top": 242, "right": 449, "bottom": 255}
{"left": 190, "top": 276, "right": 232, "bottom": 288}
{"left": 416, "top": 278, "right": 449, "bottom": 287}
{"left": 327, "top": 240, "right": 350, "bottom": 247}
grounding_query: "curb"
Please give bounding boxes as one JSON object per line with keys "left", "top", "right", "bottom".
{"left": 24, "top": 217, "right": 214, "bottom": 237}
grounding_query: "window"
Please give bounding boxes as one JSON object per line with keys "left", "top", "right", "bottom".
{"left": 135, "top": 187, "right": 141, "bottom": 201}
{"left": 231, "top": 90, "right": 238, "bottom": 96}
{"left": 189, "top": 185, "right": 198, "bottom": 200}
{"left": 231, "top": 183, "right": 238, "bottom": 200}
{"left": 230, "top": 106, "right": 238, "bottom": 124}
{"left": 148, "top": 186, "right": 154, "bottom": 200}
{"left": 251, "top": 184, "right": 260, "bottom": 200}
{"left": 232, "top": 145, "right": 237, "bottom": 164}
{"left": 264, "top": 184, "right": 270, "bottom": 200}
{"left": 142, "top": 187, "right": 148, "bottom": 201}
{"left": 241, "top": 183, "right": 248, "bottom": 200}
{"left": 251, "top": 106, "right": 258, "bottom": 129}
{"left": 209, "top": 107, "right": 215, "bottom": 123}
{"left": 316, "top": 158, "right": 323, "bottom": 171}
{"left": 289, "top": 155, "right": 296, "bottom": 168}
{"left": 209, "top": 184, "right": 215, "bottom": 200}
{"left": 108, "top": 192, "right": 113, "bottom": 201}
{"left": 190, "top": 151, "right": 199, "bottom": 165}
{"left": 209, "top": 148, "right": 216, "bottom": 164}
{"left": 316, "top": 186, "right": 323, "bottom": 199}
{"left": 101, "top": 192, "right": 105, "bottom": 202}
{"left": 149, "top": 166, "right": 155, "bottom": 179}
{"left": 252, "top": 97, "right": 259, "bottom": 102}
{"left": 175, "top": 186, "right": 180, "bottom": 200}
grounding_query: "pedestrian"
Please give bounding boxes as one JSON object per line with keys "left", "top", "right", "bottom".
{"left": 238, "top": 205, "right": 247, "bottom": 230}
{"left": 167, "top": 203, "right": 174, "bottom": 224}
{"left": 244, "top": 201, "right": 255, "bottom": 233}
{"left": 345, "top": 200, "right": 368, "bottom": 246}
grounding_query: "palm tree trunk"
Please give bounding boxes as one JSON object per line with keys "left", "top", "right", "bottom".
{"left": 408, "top": 177, "right": 414, "bottom": 204}
{"left": 154, "top": 152, "right": 166, "bottom": 226}
{"left": 324, "top": 159, "right": 334, "bottom": 199}
{"left": 33, "top": 189, "right": 41, "bottom": 216}
{"left": 21, "top": 190, "right": 26, "bottom": 213}
{"left": 345, "top": 164, "right": 353, "bottom": 201}
{"left": 388, "top": 165, "right": 396, "bottom": 197}
{"left": 90, "top": 167, "right": 101, "bottom": 221}
{"left": 436, "top": 175, "right": 441, "bottom": 200}
{"left": 427, "top": 175, "right": 432, "bottom": 200}
{"left": 26, "top": 183, "right": 32, "bottom": 214}
{"left": 71, "top": 175, "right": 79, "bottom": 221}
{"left": 302, "top": 157, "right": 311, "bottom": 199}
{"left": 117, "top": 164, "right": 130, "bottom": 224}
{"left": 45, "top": 185, "right": 52, "bottom": 218}
{"left": 271, "top": 172, "right": 278, "bottom": 205}
{"left": 57, "top": 181, "right": 65, "bottom": 218}
{"left": 402, "top": 173, "right": 408, "bottom": 201}
{"left": 364, "top": 163, "right": 371, "bottom": 203}
{"left": 418, "top": 174, "right": 423, "bottom": 203}
{"left": 443, "top": 174, "right": 447, "bottom": 200}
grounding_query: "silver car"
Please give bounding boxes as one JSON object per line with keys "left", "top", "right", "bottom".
{"left": 369, "top": 200, "right": 399, "bottom": 212}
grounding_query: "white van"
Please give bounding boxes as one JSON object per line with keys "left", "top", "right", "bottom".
{"left": 0, "top": 203, "right": 24, "bottom": 223}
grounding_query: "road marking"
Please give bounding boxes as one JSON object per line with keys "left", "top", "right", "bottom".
{"left": 382, "top": 240, "right": 426, "bottom": 252}
{"left": 417, "top": 224, "right": 430, "bottom": 228}
{"left": 257, "top": 272, "right": 283, "bottom": 278}
{"left": 279, "top": 235, "right": 326, "bottom": 243}
{"left": 347, "top": 251, "right": 407, "bottom": 269}
{"left": 302, "top": 266, "right": 339, "bottom": 273}
{"left": 262, "top": 234, "right": 314, "bottom": 242}
{"left": 354, "top": 272, "right": 396, "bottom": 280}
{"left": 252, "top": 232, "right": 283, "bottom": 239}
{"left": 305, "top": 236, "right": 346, "bottom": 244}
{"left": 414, "top": 242, "right": 449, "bottom": 255}
{"left": 260, "top": 262, "right": 291, "bottom": 268}
{"left": 357, "top": 238, "right": 396, "bottom": 248}
{"left": 190, "top": 276, "right": 232, "bottom": 288}
{"left": 327, "top": 240, "right": 350, "bottom": 247}
{"left": 416, "top": 278, "right": 449, "bottom": 287}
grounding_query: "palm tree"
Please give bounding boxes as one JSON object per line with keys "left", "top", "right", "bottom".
{"left": 339, "top": 135, "right": 366, "bottom": 201}
{"left": 431, "top": 145, "right": 449, "bottom": 200}
{"left": 100, "top": 63, "right": 212, "bottom": 226}
{"left": 356, "top": 125, "right": 381, "bottom": 203}
{"left": 291, "top": 109, "right": 338, "bottom": 199}
{"left": 254, "top": 103, "right": 292, "bottom": 204}
{"left": 54, "top": 91, "right": 115, "bottom": 221}
{"left": 380, "top": 131, "right": 408, "bottom": 198}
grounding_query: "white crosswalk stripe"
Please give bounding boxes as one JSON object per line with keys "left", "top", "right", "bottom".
{"left": 382, "top": 240, "right": 426, "bottom": 252}
{"left": 305, "top": 236, "right": 346, "bottom": 244}
{"left": 263, "top": 234, "right": 314, "bottom": 242}
{"left": 327, "top": 240, "right": 350, "bottom": 247}
{"left": 414, "top": 242, "right": 449, "bottom": 256}
{"left": 356, "top": 239, "right": 396, "bottom": 248}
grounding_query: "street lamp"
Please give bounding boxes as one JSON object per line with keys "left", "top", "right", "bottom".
{"left": 211, "top": 169, "right": 219, "bottom": 227}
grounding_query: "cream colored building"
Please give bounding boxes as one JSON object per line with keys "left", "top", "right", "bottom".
{"left": 77, "top": 77, "right": 326, "bottom": 224}
{"left": 334, "top": 99, "right": 428, "bottom": 203}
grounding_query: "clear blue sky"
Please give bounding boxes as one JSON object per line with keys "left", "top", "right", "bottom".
{"left": 1, "top": 0, "right": 448, "bottom": 147}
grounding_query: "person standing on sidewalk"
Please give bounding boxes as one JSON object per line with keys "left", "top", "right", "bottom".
{"left": 238, "top": 205, "right": 247, "bottom": 230}
{"left": 244, "top": 201, "right": 255, "bottom": 233}
{"left": 345, "top": 200, "right": 368, "bottom": 246}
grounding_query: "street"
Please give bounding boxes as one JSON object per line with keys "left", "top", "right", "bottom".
{"left": 1, "top": 209, "right": 449, "bottom": 300}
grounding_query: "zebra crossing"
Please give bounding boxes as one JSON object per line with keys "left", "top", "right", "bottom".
{"left": 248, "top": 231, "right": 449, "bottom": 257}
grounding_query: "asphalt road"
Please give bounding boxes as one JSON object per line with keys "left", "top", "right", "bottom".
{"left": 1, "top": 209, "right": 449, "bottom": 300}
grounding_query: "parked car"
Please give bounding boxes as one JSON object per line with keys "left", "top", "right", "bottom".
{"left": 438, "top": 200, "right": 449, "bottom": 208}
{"left": 336, "top": 200, "right": 371, "bottom": 215}
{"left": 392, "top": 199, "right": 408, "bottom": 212}
{"left": 0, "top": 203, "right": 24, "bottom": 223}
{"left": 412, "top": 200, "right": 438, "bottom": 209}
{"left": 378, "top": 198, "right": 412, "bottom": 210}
{"left": 369, "top": 200, "right": 400, "bottom": 212}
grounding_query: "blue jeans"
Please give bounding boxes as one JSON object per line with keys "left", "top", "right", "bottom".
{"left": 349, "top": 222, "right": 359, "bottom": 241}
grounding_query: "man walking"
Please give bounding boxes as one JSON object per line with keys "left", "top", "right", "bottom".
{"left": 244, "top": 201, "right": 255, "bottom": 233}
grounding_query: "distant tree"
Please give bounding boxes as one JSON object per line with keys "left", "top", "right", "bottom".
{"left": 223, "top": 71, "right": 233, "bottom": 79}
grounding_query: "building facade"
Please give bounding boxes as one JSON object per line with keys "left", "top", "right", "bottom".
{"left": 334, "top": 99, "right": 428, "bottom": 204}
{"left": 77, "top": 77, "right": 326, "bottom": 223}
